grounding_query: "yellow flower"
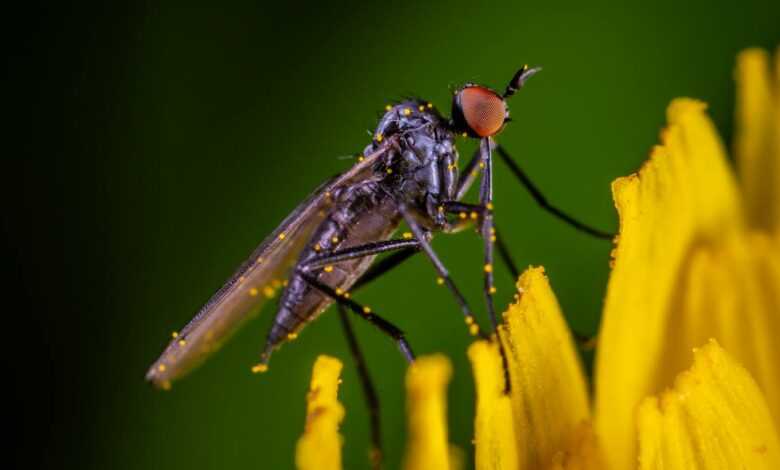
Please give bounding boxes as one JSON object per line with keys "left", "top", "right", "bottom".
{"left": 293, "top": 47, "right": 780, "bottom": 469}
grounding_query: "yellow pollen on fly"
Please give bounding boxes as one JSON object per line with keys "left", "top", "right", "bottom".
{"left": 489, "top": 286, "right": 497, "bottom": 295}
{"left": 402, "top": 231, "right": 413, "bottom": 239}
{"left": 465, "top": 316, "right": 474, "bottom": 325}
{"left": 357, "top": 155, "right": 365, "bottom": 162}
{"left": 490, "top": 235, "right": 497, "bottom": 242}
{"left": 271, "top": 279, "right": 282, "bottom": 288}
{"left": 479, "top": 162, "right": 486, "bottom": 169}
{"left": 256, "top": 256, "right": 263, "bottom": 264}
{"left": 158, "top": 363, "right": 167, "bottom": 372}
{"left": 403, "top": 108, "right": 412, "bottom": 116}
{"left": 470, "top": 211, "right": 479, "bottom": 220}
{"left": 178, "top": 339, "right": 187, "bottom": 346}
{"left": 343, "top": 292, "right": 351, "bottom": 299}
{"left": 249, "top": 287, "right": 259, "bottom": 297}
{"left": 263, "top": 286, "right": 275, "bottom": 298}
{"left": 469, "top": 324, "right": 480, "bottom": 336}
{"left": 362, "top": 306, "right": 371, "bottom": 314}
{"left": 251, "top": 363, "right": 269, "bottom": 374}
{"left": 335, "top": 287, "right": 344, "bottom": 296}
{"left": 418, "top": 105, "right": 425, "bottom": 111}
{"left": 287, "top": 332, "right": 298, "bottom": 340}
{"left": 484, "top": 263, "right": 493, "bottom": 273}
{"left": 331, "top": 236, "right": 339, "bottom": 244}
{"left": 376, "top": 133, "right": 384, "bottom": 142}
{"left": 386, "top": 168, "right": 393, "bottom": 174}
{"left": 278, "top": 233, "right": 286, "bottom": 240}
{"left": 462, "top": 132, "right": 468, "bottom": 138}
{"left": 238, "top": 276, "right": 246, "bottom": 283}
{"left": 438, "top": 205, "right": 444, "bottom": 213}
{"left": 436, "top": 276, "right": 445, "bottom": 285}
{"left": 459, "top": 212, "right": 467, "bottom": 219}
{"left": 314, "top": 243, "right": 322, "bottom": 252}
{"left": 385, "top": 104, "right": 392, "bottom": 111}
{"left": 171, "top": 331, "right": 179, "bottom": 339}
{"left": 324, "top": 265, "right": 334, "bottom": 273}
{"left": 427, "top": 102, "right": 433, "bottom": 108}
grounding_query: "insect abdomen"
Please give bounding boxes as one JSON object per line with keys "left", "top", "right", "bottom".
{"left": 267, "top": 188, "right": 401, "bottom": 349}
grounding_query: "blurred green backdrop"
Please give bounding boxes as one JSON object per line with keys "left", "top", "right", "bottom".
{"left": 8, "top": 1, "right": 778, "bottom": 469}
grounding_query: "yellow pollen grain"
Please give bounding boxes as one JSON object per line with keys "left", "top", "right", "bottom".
{"left": 331, "top": 236, "right": 339, "bottom": 244}
{"left": 418, "top": 105, "right": 425, "bottom": 111}
{"left": 403, "top": 108, "right": 412, "bottom": 116}
{"left": 459, "top": 212, "right": 467, "bottom": 219}
{"left": 436, "top": 276, "right": 445, "bottom": 285}
{"left": 263, "top": 286, "right": 275, "bottom": 298}
{"left": 357, "top": 155, "right": 365, "bottom": 162}
{"left": 447, "top": 164, "right": 456, "bottom": 171}
{"left": 486, "top": 202, "right": 494, "bottom": 210}
{"left": 325, "top": 191, "right": 332, "bottom": 199}
{"left": 376, "top": 133, "right": 384, "bottom": 142}
{"left": 278, "top": 233, "right": 286, "bottom": 240}
{"left": 287, "top": 333, "right": 298, "bottom": 340}
{"left": 479, "top": 162, "right": 486, "bottom": 169}
{"left": 324, "top": 265, "right": 334, "bottom": 273}
{"left": 249, "top": 287, "right": 259, "bottom": 297}
{"left": 171, "top": 331, "right": 179, "bottom": 339}
{"left": 314, "top": 243, "right": 321, "bottom": 252}
{"left": 271, "top": 279, "right": 282, "bottom": 288}
{"left": 251, "top": 363, "right": 269, "bottom": 374}
{"left": 362, "top": 306, "right": 371, "bottom": 314}
{"left": 427, "top": 102, "right": 433, "bottom": 108}
{"left": 238, "top": 276, "right": 245, "bottom": 283}
{"left": 470, "top": 211, "right": 479, "bottom": 220}
{"left": 158, "top": 363, "right": 167, "bottom": 372}
{"left": 402, "top": 231, "right": 413, "bottom": 239}
{"left": 178, "top": 339, "right": 187, "bottom": 346}
{"left": 469, "top": 324, "right": 480, "bottom": 336}
{"left": 256, "top": 256, "right": 264, "bottom": 264}
{"left": 283, "top": 280, "right": 289, "bottom": 287}
{"left": 343, "top": 292, "right": 351, "bottom": 299}
{"left": 465, "top": 316, "right": 474, "bottom": 325}
{"left": 438, "top": 206, "right": 444, "bottom": 213}
{"left": 484, "top": 263, "right": 493, "bottom": 273}
{"left": 490, "top": 235, "right": 496, "bottom": 242}
{"left": 385, "top": 104, "right": 392, "bottom": 111}
{"left": 489, "top": 286, "right": 497, "bottom": 294}
{"left": 386, "top": 168, "right": 393, "bottom": 174}
{"left": 462, "top": 132, "right": 468, "bottom": 137}
{"left": 335, "top": 287, "right": 344, "bottom": 296}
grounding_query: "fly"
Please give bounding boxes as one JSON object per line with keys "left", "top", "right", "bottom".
{"left": 146, "top": 65, "right": 612, "bottom": 469}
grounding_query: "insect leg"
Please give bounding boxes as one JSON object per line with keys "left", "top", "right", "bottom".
{"left": 495, "top": 143, "right": 614, "bottom": 240}
{"left": 352, "top": 247, "right": 418, "bottom": 291}
{"left": 298, "top": 270, "right": 415, "bottom": 362}
{"left": 301, "top": 239, "right": 420, "bottom": 272}
{"left": 395, "top": 201, "right": 488, "bottom": 339}
{"left": 455, "top": 146, "right": 482, "bottom": 200}
{"left": 337, "top": 304, "right": 383, "bottom": 470}
{"left": 493, "top": 224, "right": 519, "bottom": 280}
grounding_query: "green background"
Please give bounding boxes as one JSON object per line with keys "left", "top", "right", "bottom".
{"left": 8, "top": 1, "right": 778, "bottom": 469}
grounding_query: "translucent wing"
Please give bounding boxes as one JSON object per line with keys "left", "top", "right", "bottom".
{"left": 146, "top": 142, "right": 393, "bottom": 388}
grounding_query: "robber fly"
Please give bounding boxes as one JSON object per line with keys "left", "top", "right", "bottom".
{"left": 146, "top": 65, "right": 610, "bottom": 468}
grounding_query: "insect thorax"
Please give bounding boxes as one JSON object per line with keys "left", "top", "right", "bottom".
{"left": 365, "top": 99, "right": 459, "bottom": 222}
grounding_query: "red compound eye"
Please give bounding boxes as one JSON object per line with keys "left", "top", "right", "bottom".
{"left": 459, "top": 86, "right": 507, "bottom": 137}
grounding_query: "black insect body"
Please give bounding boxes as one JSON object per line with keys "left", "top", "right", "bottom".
{"left": 146, "top": 66, "right": 610, "bottom": 468}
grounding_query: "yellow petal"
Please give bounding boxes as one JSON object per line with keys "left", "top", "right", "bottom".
{"left": 403, "top": 355, "right": 455, "bottom": 470}
{"left": 735, "top": 48, "right": 780, "bottom": 231}
{"left": 468, "top": 340, "right": 519, "bottom": 470}
{"left": 295, "top": 355, "right": 344, "bottom": 470}
{"left": 499, "top": 267, "right": 593, "bottom": 470}
{"left": 660, "top": 232, "right": 780, "bottom": 427}
{"left": 546, "top": 422, "right": 605, "bottom": 470}
{"left": 595, "top": 99, "right": 743, "bottom": 470}
{"left": 638, "top": 340, "right": 780, "bottom": 469}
